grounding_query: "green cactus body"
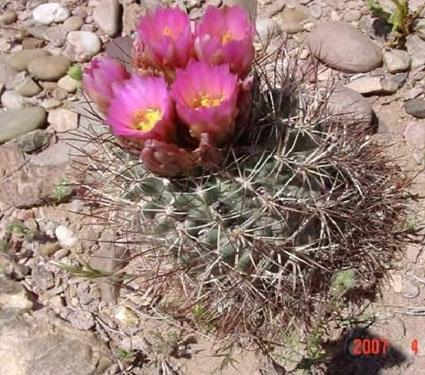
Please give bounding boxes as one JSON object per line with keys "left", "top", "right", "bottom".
{"left": 83, "top": 48, "right": 410, "bottom": 337}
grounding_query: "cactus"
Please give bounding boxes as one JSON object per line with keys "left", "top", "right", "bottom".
{"left": 76, "top": 45, "right": 412, "bottom": 340}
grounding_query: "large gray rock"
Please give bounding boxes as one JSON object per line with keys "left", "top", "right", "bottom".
{"left": 14, "top": 129, "right": 52, "bottom": 153}
{"left": 224, "top": 0, "right": 257, "bottom": 21}
{"left": 0, "top": 107, "right": 47, "bottom": 144}
{"left": 327, "top": 84, "right": 373, "bottom": 127}
{"left": 5, "top": 49, "right": 49, "bottom": 72}
{"left": 308, "top": 22, "right": 383, "bottom": 73}
{"left": 105, "top": 36, "right": 133, "bottom": 70}
{"left": 93, "top": 0, "right": 120, "bottom": 37}
{"left": 0, "top": 144, "right": 74, "bottom": 208}
{"left": 28, "top": 55, "right": 71, "bottom": 81}
{"left": 0, "top": 310, "right": 112, "bottom": 375}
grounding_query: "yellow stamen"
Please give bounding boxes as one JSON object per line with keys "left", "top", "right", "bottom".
{"left": 163, "top": 26, "right": 174, "bottom": 38}
{"left": 134, "top": 108, "right": 162, "bottom": 132}
{"left": 194, "top": 93, "right": 224, "bottom": 109}
{"left": 221, "top": 30, "right": 232, "bottom": 45}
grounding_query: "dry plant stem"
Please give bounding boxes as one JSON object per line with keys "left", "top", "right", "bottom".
{"left": 73, "top": 40, "right": 414, "bottom": 342}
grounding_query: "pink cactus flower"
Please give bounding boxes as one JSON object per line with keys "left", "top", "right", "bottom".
{"left": 133, "top": 6, "right": 193, "bottom": 78}
{"left": 106, "top": 74, "right": 176, "bottom": 145}
{"left": 140, "top": 139, "right": 197, "bottom": 176}
{"left": 171, "top": 60, "right": 239, "bottom": 144}
{"left": 82, "top": 57, "right": 130, "bottom": 114}
{"left": 194, "top": 5, "right": 255, "bottom": 78}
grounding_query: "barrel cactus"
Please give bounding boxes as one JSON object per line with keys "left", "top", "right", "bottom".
{"left": 77, "top": 4, "right": 411, "bottom": 340}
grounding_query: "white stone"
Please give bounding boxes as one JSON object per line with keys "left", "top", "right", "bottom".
{"left": 48, "top": 108, "right": 78, "bottom": 132}
{"left": 55, "top": 225, "right": 78, "bottom": 248}
{"left": 384, "top": 50, "right": 411, "bottom": 73}
{"left": 57, "top": 75, "right": 78, "bottom": 93}
{"left": 66, "top": 31, "right": 102, "bottom": 62}
{"left": 114, "top": 306, "right": 139, "bottom": 327}
{"left": 33, "top": 3, "right": 70, "bottom": 25}
{"left": 1, "top": 90, "right": 25, "bottom": 110}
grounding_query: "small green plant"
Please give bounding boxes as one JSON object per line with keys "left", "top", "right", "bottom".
{"left": 53, "top": 177, "right": 73, "bottom": 201}
{"left": 0, "top": 240, "right": 11, "bottom": 252}
{"left": 115, "top": 348, "right": 137, "bottom": 363}
{"left": 211, "top": 342, "right": 239, "bottom": 374}
{"left": 148, "top": 330, "right": 182, "bottom": 357}
{"left": 364, "top": 0, "right": 424, "bottom": 45}
{"left": 331, "top": 269, "right": 357, "bottom": 296}
{"left": 6, "top": 219, "right": 39, "bottom": 242}
{"left": 53, "top": 260, "right": 114, "bottom": 279}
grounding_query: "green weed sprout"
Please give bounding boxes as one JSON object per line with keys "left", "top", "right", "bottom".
{"left": 365, "top": 0, "right": 424, "bottom": 46}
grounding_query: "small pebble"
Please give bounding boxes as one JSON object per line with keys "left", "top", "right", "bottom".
{"left": 343, "top": 9, "right": 362, "bottom": 22}
{"left": 309, "top": 4, "right": 322, "bottom": 19}
{"left": 402, "top": 279, "right": 420, "bottom": 299}
{"left": 63, "top": 15, "right": 83, "bottom": 32}
{"left": 114, "top": 306, "right": 139, "bottom": 327}
{"left": 57, "top": 75, "right": 78, "bottom": 93}
{"left": 53, "top": 248, "right": 71, "bottom": 260}
{"left": 53, "top": 87, "right": 68, "bottom": 100}
{"left": 41, "top": 98, "right": 62, "bottom": 110}
{"left": 384, "top": 49, "right": 411, "bottom": 73}
{"left": 15, "top": 76, "right": 42, "bottom": 97}
{"left": 55, "top": 225, "right": 78, "bottom": 248}
{"left": 40, "top": 242, "right": 61, "bottom": 257}
{"left": 0, "top": 10, "right": 18, "bottom": 26}
{"left": 68, "top": 310, "right": 95, "bottom": 330}
{"left": 405, "top": 99, "right": 425, "bottom": 119}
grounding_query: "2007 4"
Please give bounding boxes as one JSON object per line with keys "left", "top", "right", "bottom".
{"left": 352, "top": 338, "right": 388, "bottom": 355}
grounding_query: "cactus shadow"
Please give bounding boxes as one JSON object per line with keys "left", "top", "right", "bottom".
{"left": 323, "top": 327, "right": 408, "bottom": 375}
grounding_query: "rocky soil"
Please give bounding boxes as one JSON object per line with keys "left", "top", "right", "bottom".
{"left": 1, "top": 0, "right": 425, "bottom": 374}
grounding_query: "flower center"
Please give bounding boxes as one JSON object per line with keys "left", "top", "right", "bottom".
{"left": 134, "top": 108, "right": 162, "bottom": 132}
{"left": 194, "top": 92, "right": 224, "bottom": 109}
{"left": 221, "top": 30, "right": 232, "bottom": 45}
{"left": 163, "top": 26, "right": 175, "bottom": 38}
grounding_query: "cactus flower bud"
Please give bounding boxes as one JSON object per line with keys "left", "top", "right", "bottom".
{"left": 106, "top": 74, "right": 176, "bottom": 145}
{"left": 171, "top": 60, "right": 238, "bottom": 144}
{"left": 140, "top": 139, "right": 197, "bottom": 176}
{"left": 194, "top": 5, "right": 255, "bottom": 78}
{"left": 82, "top": 57, "right": 130, "bottom": 114}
